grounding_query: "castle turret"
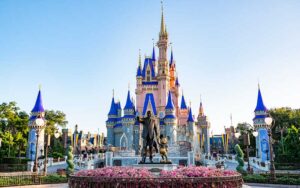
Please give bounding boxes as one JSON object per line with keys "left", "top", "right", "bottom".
{"left": 106, "top": 91, "right": 118, "bottom": 146}
{"left": 164, "top": 91, "right": 177, "bottom": 145}
{"left": 122, "top": 90, "right": 136, "bottom": 150}
{"left": 157, "top": 4, "right": 170, "bottom": 113}
{"left": 187, "top": 106, "right": 195, "bottom": 144}
{"left": 169, "top": 49, "right": 176, "bottom": 88}
{"left": 27, "top": 88, "right": 46, "bottom": 161}
{"left": 197, "top": 99, "right": 210, "bottom": 155}
{"left": 253, "top": 85, "right": 269, "bottom": 161}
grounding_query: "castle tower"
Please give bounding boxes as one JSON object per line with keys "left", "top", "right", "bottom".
{"left": 27, "top": 88, "right": 46, "bottom": 161}
{"left": 157, "top": 4, "right": 170, "bottom": 113}
{"left": 164, "top": 91, "right": 177, "bottom": 145}
{"left": 106, "top": 91, "right": 118, "bottom": 146}
{"left": 197, "top": 99, "right": 211, "bottom": 155}
{"left": 169, "top": 49, "right": 180, "bottom": 117}
{"left": 187, "top": 106, "right": 195, "bottom": 144}
{"left": 122, "top": 89, "right": 136, "bottom": 151}
{"left": 135, "top": 51, "right": 143, "bottom": 114}
{"left": 177, "top": 93, "right": 188, "bottom": 141}
{"left": 253, "top": 85, "right": 270, "bottom": 161}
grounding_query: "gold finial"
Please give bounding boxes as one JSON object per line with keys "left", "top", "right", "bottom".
{"left": 38, "top": 84, "right": 42, "bottom": 90}
{"left": 138, "top": 49, "right": 141, "bottom": 67}
{"left": 152, "top": 38, "right": 155, "bottom": 47}
{"left": 112, "top": 89, "right": 115, "bottom": 98}
{"left": 182, "top": 89, "right": 184, "bottom": 96}
{"left": 160, "top": 0, "right": 166, "bottom": 35}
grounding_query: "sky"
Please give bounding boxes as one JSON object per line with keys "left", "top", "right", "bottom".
{"left": 0, "top": 0, "right": 300, "bottom": 135}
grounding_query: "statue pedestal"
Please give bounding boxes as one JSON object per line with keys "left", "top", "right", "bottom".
{"left": 132, "top": 163, "right": 178, "bottom": 171}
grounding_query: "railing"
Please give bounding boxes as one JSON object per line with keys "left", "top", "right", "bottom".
{"left": 68, "top": 175, "right": 243, "bottom": 188}
{"left": 0, "top": 164, "right": 28, "bottom": 172}
{"left": 0, "top": 173, "right": 67, "bottom": 187}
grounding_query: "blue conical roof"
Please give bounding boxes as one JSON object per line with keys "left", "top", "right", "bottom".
{"left": 108, "top": 97, "right": 118, "bottom": 116}
{"left": 124, "top": 90, "right": 134, "bottom": 110}
{"left": 165, "top": 91, "right": 175, "bottom": 110}
{"left": 254, "top": 87, "right": 267, "bottom": 112}
{"left": 187, "top": 107, "right": 194, "bottom": 122}
{"left": 152, "top": 47, "right": 156, "bottom": 61}
{"left": 175, "top": 77, "right": 180, "bottom": 86}
{"left": 136, "top": 66, "right": 142, "bottom": 77}
{"left": 169, "top": 50, "right": 174, "bottom": 66}
{"left": 31, "top": 89, "right": 45, "bottom": 113}
{"left": 180, "top": 95, "right": 187, "bottom": 109}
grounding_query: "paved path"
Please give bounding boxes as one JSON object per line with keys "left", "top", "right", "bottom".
{"left": 47, "top": 163, "right": 67, "bottom": 174}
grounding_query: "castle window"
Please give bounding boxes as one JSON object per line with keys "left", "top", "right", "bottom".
{"left": 147, "top": 70, "right": 150, "bottom": 81}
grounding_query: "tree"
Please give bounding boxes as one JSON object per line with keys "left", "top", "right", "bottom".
{"left": 44, "top": 110, "right": 68, "bottom": 136}
{"left": 66, "top": 145, "right": 74, "bottom": 176}
{"left": 235, "top": 122, "right": 256, "bottom": 157}
{"left": 0, "top": 102, "right": 29, "bottom": 157}
{"left": 2, "top": 131, "right": 14, "bottom": 157}
{"left": 235, "top": 144, "right": 246, "bottom": 175}
{"left": 269, "top": 108, "right": 300, "bottom": 162}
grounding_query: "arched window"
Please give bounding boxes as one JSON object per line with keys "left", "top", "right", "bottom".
{"left": 147, "top": 70, "right": 150, "bottom": 81}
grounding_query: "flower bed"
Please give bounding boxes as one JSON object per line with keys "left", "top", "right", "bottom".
{"left": 69, "top": 166, "right": 243, "bottom": 188}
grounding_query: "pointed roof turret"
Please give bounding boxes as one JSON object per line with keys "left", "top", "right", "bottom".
{"left": 199, "top": 95, "right": 204, "bottom": 116}
{"left": 180, "top": 93, "right": 187, "bottom": 109}
{"left": 175, "top": 77, "right": 180, "bottom": 86}
{"left": 187, "top": 107, "right": 194, "bottom": 122}
{"left": 169, "top": 47, "right": 174, "bottom": 66}
{"left": 152, "top": 44, "right": 156, "bottom": 61}
{"left": 165, "top": 91, "right": 174, "bottom": 110}
{"left": 136, "top": 50, "right": 142, "bottom": 77}
{"left": 108, "top": 90, "right": 118, "bottom": 116}
{"left": 159, "top": 1, "right": 167, "bottom": 37}
{"left": 124, "top": 90, "right": 134, "bottom": 110}
{"left": 254, "top": 85, "right": 267, "bottom": 112}
{"left": 31, "top": 87, "right": 45, "bottom": 113}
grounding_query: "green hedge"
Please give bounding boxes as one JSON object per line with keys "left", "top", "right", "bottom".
{"left": 0, "top": 157, "right": 30, "bottom": 164}
{"left": 41, "top": 174, "right": 67, "bottom": 184}
{"left": 243, "top": 174, "right": 300, "bottom": 185}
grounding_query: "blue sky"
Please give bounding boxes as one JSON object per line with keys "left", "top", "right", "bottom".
{"left": 1, "top": 1, "right": 300, "bottom": 135}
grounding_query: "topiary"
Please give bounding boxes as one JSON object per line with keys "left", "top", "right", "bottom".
{"left": 234, "top": 144, "right": 247, "bottom": 175}
{"left": 66, "top": 145, "right": 74, "bottom": 177}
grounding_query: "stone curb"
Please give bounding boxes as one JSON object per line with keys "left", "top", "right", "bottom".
{"left": 246, "top": 183, "right": 300, "bottom": 188}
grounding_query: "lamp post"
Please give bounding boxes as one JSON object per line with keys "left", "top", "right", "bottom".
{"left": 265, "top": 116, "right": 276, "bottom": 181}
{"left": 29, "top": 117, "right": 45, "bottom": 173}
{"left": 43, "top": 134, "right": 50, "bottom": 176}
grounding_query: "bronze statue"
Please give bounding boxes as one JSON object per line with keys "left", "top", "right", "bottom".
{"left": 136, "top": 110, "right": 159, "bottom": 163}
{"left": 159, "top": 134, "right": 170, "bottom": 163}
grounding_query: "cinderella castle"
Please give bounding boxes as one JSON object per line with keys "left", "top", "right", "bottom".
{"left": 106, "top": 6, "right": 211, "bottom": 158}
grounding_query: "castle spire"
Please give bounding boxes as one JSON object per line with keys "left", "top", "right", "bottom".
{"left": 180, "top": 91, "right": 187, "bottom": 109}
{"left": 160, "top": 1, "right": 166, "bottom": 36}
{"left": 187, "top": 106, "right": 194, "bottom": 122}
{"left": 108, "top": 90, "right": 117, "bottom": 116}
{"left": 31, "top": 86, "right": 45, "bottom": 113}
{"left": 152, "top": 39, "right": 156, "bottom": 61}
{"left": 136, "top": 50, "right": 142, "bottom": 77}
{"left": 170, "top": 45, "right": 174, "bottom": 66}
{"left": 254, "top": 85, "right": 267, "bottom": 112}
{"left": 124, "top": 89, "right": 134, "bottom": 110}
{"left": 199, "top": 95, "right": 204, "bottom": 116}
{"left": 165, "top": 91, "right": 174, "bottom": 110}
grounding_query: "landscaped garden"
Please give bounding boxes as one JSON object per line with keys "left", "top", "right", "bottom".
{"left": 69, "top": 166, "right": 243, "bottom": 188}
